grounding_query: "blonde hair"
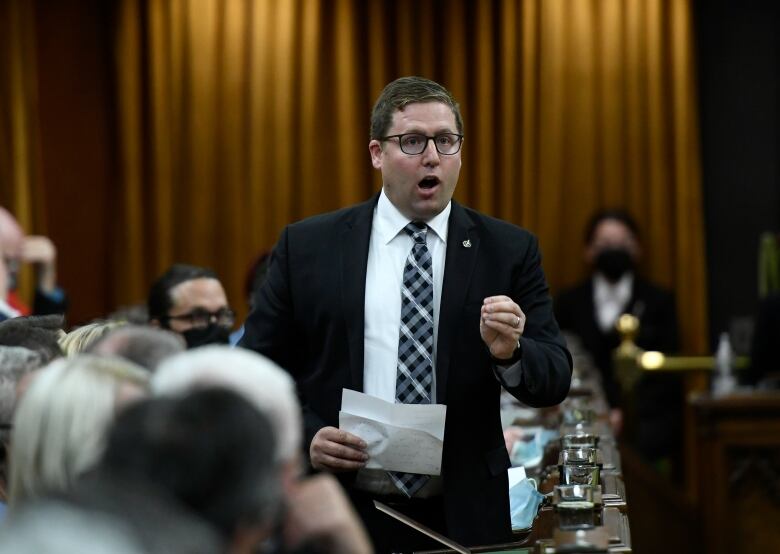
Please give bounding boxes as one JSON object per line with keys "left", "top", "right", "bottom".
{"left": 58, "top": 321, "right": 127, "bottom": 356}
{"left": 8, "top": 354, "right": 149, "bottom": 510}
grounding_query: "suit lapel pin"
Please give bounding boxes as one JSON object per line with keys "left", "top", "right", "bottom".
{"left": 462, "top": 239, "right": 471, "bottom": 248}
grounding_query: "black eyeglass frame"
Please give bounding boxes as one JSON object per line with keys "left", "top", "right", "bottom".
{"left": 163, "top": 307, "right": 236, "bottom": 329}
{"left": 380, "top": 133, "right": 464, "bottom": 155}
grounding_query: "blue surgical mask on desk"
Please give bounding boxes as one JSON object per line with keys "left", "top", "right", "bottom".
{"left": 509, "top": 428, "right": 558, "bottom": 468}
{"left": 510, "top": 435, "right": 543, "bottom": 467}
{"left": 509, "top": 478, "right": 544, "bottom": 530}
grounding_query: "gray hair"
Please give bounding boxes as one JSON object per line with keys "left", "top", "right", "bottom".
{"left": 0, "top": 346, "right": 44, "bottom": 443}
{"left": 152, "top": 346, "right": 301, "bottom": 463}
{"left": 0, "top": 501, "right": 145, "bottom": 554}
{"left": 8, "top": 355, "right": 149, "bottom": 509}
{"left": 0, "top": 481, "right": 223, "bottom": 553}
{"left": 0, "top": 315, "right": 64, "bottom": 363}
{"left": 87, "top": 325, "right": 185, "bottom": 372}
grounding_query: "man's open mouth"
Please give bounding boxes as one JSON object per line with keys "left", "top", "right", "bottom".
{"left": 418, "top": 176, "right": 440, "bottom": 189}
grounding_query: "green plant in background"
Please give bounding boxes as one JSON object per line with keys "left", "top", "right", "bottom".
{"left": 758, "top": 232, "right": 780, "bottom": 298}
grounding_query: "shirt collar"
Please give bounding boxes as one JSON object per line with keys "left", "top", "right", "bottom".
{"left": 375, "top": 188, "right": 450, "bottom": 245}
{"left": 593, "top": 272, "right": 634, "bottom": 303}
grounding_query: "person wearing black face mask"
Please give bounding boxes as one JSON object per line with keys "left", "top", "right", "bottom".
{"left": 554, "top": 210, "right": 681, "bottom": 471}
{"left": 147, "top": 264, "right": 235, "bottom": 349}
{"left": 175, "top": 310, "right": 234, "bottom": 349}
{"left": 594, "top": 247, "right": 635, "bottom": 283}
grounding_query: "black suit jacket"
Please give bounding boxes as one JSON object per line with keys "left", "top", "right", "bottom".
{"left": 747, "top": 293, "right": 780, "bottom": 386}
{"left": 240, "top": 196, "right": 572, "bottom": 546}
{"left": 554, "top": 277, "right": 681, "bottom": 460}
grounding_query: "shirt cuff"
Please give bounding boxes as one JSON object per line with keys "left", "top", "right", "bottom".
{"left": 494, "top": 359, "right": 523, "bottom": 388}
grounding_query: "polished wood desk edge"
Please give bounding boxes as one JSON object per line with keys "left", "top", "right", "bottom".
{"left": 689, "top": 390, "right": 780, "bottom": 412}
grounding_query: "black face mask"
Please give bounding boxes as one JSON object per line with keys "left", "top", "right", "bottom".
{"left": 181, "top": 324, "right": 231, "bottom": 349}
{"left": 595, "top": 248, "right": 634, "bottom": 283}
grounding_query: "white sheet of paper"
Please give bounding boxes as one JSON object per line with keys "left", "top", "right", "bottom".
{"left": 339, "top": 389, "right": 446, "bottom": 475}
{"left": 507, "top": 465, "right": 527, "bottom": 489}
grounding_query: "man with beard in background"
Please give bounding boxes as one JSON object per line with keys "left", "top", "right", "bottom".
{"left": 148, "top": 265, "right": 235, "bottom": 349}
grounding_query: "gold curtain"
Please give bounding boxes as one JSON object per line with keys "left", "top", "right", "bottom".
{"left": 0, "top": 0, "right": 44, "bottom": 301}
{"left": 113, "top": 0, "right": 707, "bottom": 352}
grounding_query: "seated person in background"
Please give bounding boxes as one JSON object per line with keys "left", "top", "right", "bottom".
{"left": 7, "top": 355, "right": 148, "bottom": 510}
{"left": 0, "top": 499, "right": 175, "bottom": 554}
{"left": 746, "top": 293, "right": 780, "bottom": 388}
{"left": 0, "top": 395, "right": 241, "bottom": 553}
{"left": 87, "top": 325, "right": 185, "bottom": 372}
{"left": 555, "top": 210, "right": 682, "bottom": 468}
{"left": 80, "top": 388, "right": 280, "bottom": 553}
{"left": 147, "top": 264, "right": 235, "bottom": 349}
{"left": 152, "top": 346, "right": 373, "bottom": 554}
{"left": 58, "top": 321, "right": 127, "bottom": 356}
{"left": 0, "top": 207, "right": 67, "bottom": 321}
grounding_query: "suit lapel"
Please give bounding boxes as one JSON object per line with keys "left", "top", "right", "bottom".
{"left": 340, "top": 197, "right": 376, "bottom": 392}
{"left": 436, "top": 201, "right": 479, "bottom": 404}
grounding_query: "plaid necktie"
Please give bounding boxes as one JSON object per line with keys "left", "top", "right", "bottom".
{"left": 389, "top": 222, "right": 434, "bottom": 497}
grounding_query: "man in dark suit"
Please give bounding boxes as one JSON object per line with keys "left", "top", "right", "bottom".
{"left": 240, "top": 76, "right": 572, "bottom": 553}
{"left": 555, "top": 210, "right": 681, "bottom": 467}
{"left": 746, "top": 293, "right": 780, "bottom": 388}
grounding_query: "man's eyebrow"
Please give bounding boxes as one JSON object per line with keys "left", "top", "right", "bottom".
{"left": 393, "top": 127, "right": 457, "bottom": 135}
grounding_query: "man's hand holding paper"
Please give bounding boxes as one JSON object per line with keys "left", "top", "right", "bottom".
{"left": 338, "top": 389, "right": 447, "bottom": 475}
{"left": 309, "top": 426, "right": 369, "bottom": 472}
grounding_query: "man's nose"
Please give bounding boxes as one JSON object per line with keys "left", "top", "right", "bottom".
{"left": 421, "top": 139, "right": 440, "bottom": 165}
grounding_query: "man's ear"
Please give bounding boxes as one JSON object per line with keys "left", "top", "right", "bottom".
{"left": 369, "top": 140, "right": 383, "bottom": 169}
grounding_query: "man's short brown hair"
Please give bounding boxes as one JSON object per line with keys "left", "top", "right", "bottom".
{"left": 370, "top": 76, "right": 463, "bottom": 140}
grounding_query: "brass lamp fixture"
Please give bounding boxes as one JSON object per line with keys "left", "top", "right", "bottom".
{"left": 613, "top": 314, "right": 748, "bottom": 392}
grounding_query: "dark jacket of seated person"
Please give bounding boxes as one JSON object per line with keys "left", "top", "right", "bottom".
{"left": 746, "top": 293, "right": 780, "bottom": 388}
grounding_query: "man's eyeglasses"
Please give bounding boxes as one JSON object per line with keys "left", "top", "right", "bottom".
{"left": 380, "top": 133, "right": 464, "bottom": 155}
{"left": 165, "top": 308, "right": 235, "bottom": 329}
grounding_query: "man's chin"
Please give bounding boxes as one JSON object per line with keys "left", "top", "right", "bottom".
{"left": 409, "top": 202, "right": 446, "bottom": 221}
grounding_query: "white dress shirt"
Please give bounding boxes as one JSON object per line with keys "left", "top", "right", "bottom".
{"left": 357, "top": 190, "right": 523, "bottom": 497}
{"left": 363, "top": 189, "right": 450, "bottom": 403}
{"left": 357, "top": 190, "right": 450, "bottom": 496}
{"left": 0, "top": 299, "right": 21, "bottom": 320}
{"left": 593, "top": 272, "right": 634, "bottom": 333}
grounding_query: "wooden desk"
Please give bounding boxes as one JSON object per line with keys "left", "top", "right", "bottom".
{"left": 689, "top": 391, "right": 780, "bottom": 554}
